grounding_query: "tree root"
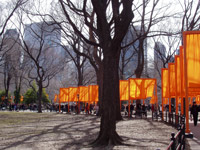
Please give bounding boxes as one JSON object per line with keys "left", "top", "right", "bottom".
{"left": 91, "top": 131, "right": 123, "bottom": 147}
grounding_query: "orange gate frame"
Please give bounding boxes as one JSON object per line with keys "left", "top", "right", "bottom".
{"left": 161, "top": 68, "right": 169, "bottom": 120}
{"left": 162, "top": 31, "right": 200, "bottom": 134}
{"left": 183, "top": 31, "right": 200, "bottom": 134}
{"left": 58, "top": 78, "right": 157, "bottom": 117}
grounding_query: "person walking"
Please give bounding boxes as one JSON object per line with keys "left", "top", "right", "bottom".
{"left": 130, "top": 103, "right": 134, "bottom": 117}
{"left": 86, "top": 103, "right": 89, "bottom": 114}
{"left": 191, "top": 101, "right": 199, "bottom": 126}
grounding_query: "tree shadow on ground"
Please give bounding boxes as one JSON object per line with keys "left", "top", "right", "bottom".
{"left": 0, "top": 114, "right": 100, "bottom": 150}
{"left": 0, "top": 113, "right": 175, "bottom": 150}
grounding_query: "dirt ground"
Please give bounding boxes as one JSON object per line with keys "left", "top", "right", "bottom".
{"left": 0, "top": 112, "right": 190, "bottom": 150}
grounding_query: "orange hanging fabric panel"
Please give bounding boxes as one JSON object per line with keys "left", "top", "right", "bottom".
{"left": 129, "top": 78, "right": 143, "bottom": 99}
{"left": 79, "top": 86, "right": 88, "bottom": 102}
{"left": 163, "top": 98, "right": 168, "bottom": 105}
{"left": 119, "top": 80, "right": 129, "bottom": 100}
{"left": 89, "top": 85, "right": 99, "bottom": 102}
{"left": 183, "top": 31, "right": 200, "bottom": 134}
{"left": 135, "top": 79, "right": 143, "bottom": 99}
{"left": 129, "top": 78, "right": 156, "bottom": 100}
{"left": 162, "top": 69, "right": 169, "bottom": 98}
{"left": 69, "top": 87, "right": 78, "bottom": 102}
{"left": 59, "top": 88, "right": 69, "bottom": 103}
{"left": 169, "top": 63, "right": 176, "bottom": 97}
{"left": 180, "top": 46, "right": 186, "bottom": 96}
{"left": 59, "top": 88, "right": 64, "bottom": 103}
{"left": 175, "top": 56, "right": 181, "bottom": 96}
{"left": 129, "top": 78, "right": 137, "bottom": 100}
{"left": 63, "top": 88, "right": 69, "bottom": 102}
{"left": 184, "top": 31, "right": 200, "bottom": 94}
{"left": 145, "top": 79, "right": 155, "bottom": 98}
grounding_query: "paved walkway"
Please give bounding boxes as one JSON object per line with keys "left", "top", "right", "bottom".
{"left": 187, "top": 122, "right": 200, "bottom": 150}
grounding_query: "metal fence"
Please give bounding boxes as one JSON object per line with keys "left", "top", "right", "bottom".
{"left": 166, "top": 116, "right": 185, "bottom": 150}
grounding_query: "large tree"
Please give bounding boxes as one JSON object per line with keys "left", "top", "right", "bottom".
{"left": 16, "top": 12, "right": 65, "bottom": 112}
{"left": 58, "top": 0, "right": 134, "bottom": 145}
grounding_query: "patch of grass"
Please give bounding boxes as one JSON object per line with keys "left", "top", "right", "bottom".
{"left": 0, "top": 112, "right": 54, "bottom": 127}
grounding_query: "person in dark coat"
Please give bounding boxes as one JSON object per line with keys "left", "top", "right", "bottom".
{"left": 125, "top": 105, "right": 129, "bottom": 116}
{"left": 89, "top": 104, "right": 93, "bottom": 114}
{"left": 65, "top": 104, "right": 68, "bottom": 113}
{"left": 86, "top": 103, "right": 89, "bottom": 114}
{"left": 191, "top": 101, "right": 199, "bottom": 126}
{"left": 130, "top": 104, "right": 134, "bottom": 117}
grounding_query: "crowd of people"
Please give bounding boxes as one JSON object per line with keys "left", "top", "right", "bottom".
{"left": 4, "top": 102, "right": 199, "bottom": 123}
{"left": 58, "top": 103, "right": 99, "bottom": 115}
{"left": 0, "top": 102, "right": 100, "bottom": 115}
{"left": 121, "top": 103, "right": 153, "bottom": 117}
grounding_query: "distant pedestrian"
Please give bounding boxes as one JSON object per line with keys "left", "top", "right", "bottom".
{"left": 191, "top": 101, "right": 199, "bottom": 126}
{"left": 151, "top": 104, "right": 154, "bottom": 112}
{"left": 86, "top": 103, "right": 89, "bottom": 114}
{"left": 125, "top": 105, "right": 129, "bottom": 116}
{"left": 89, "top": 104, "right": 93, "bottom": 114}
{"left": 65, "top": 105, "right": 68, "bottom": 113}
{"left": 130, "top": 104, "right": 134, "bottom": 117}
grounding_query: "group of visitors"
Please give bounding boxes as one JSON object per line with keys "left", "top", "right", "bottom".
{"left": 58, "top": 103, "right": 99, "bottom": 115}
{"left": 122, "top": 103, "right": 152, "bottom": 117}
{"left": 0, "top": 102, "right": 100, "bottom": 115}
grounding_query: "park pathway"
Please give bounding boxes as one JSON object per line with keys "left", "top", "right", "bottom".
{"left": 187, "top": 122, "right": 200, "bottom": 150}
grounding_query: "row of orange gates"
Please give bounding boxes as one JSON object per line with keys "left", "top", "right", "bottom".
{"left": 54, "top": 31, "right": 200, "bottom": 135}
{"left": 54, "top": 78, "right": 158, "bottom": 111}
{"left": 162, "top": 31, "right": 200, "bottom": 134}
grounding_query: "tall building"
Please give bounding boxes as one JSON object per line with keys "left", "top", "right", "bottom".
{"left": 4, "top": 29, "right": 19, "bottom": 39}
{"left": 24, "top": 21, "right": 61, "bottom": 53}
{"left": 2, "top": 29, "right": 22, "bottom": 64}
{"left": 0, "top": 29, "right": 22, "bottom": 92}
{"left": 120, "top": 25, "right": 148, "bottom": 79}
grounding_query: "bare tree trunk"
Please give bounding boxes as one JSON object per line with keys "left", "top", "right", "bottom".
{"left": 135, "top": 39, "right": 144, "bottom": 78}
{"left": 119, "top": 51, "right": 125, "bottom": 80}
{"left": 92, "top": 46, "right": 122, "bottom": 145}
{"left": 96, "top": 66, "right": 103, "bottom": 116}
{"left": 4, "top": 73, "right": 11, "bottom": 106}
{"left": 37, "top": 82, "right": 42, "bottom": 113}
{"left": 77, "top": 68, "right": 83, "bottom": 86}
{"left": 135, "top": 38, "right": 145, "bottom": 107}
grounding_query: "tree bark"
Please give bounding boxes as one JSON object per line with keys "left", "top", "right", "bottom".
{"left": 135, "top": 38, "right": 145, "bottom": 108}
{"left": 4, "top": 74, "right": 11, "bottom": 106}
{"left": 77, "top": 68, "right": 83, "bottom": 86}
{"left": 135, "top": 38, "right": 144, "bottom": 78}
{"left": 37, "top": 81, "right": 42, "bottom": 113}
{"left": 96, "top": 65, "right": 103, "bottom": 116}
{"left": 92, "top": 46, "right": 122, "bottom": 146}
